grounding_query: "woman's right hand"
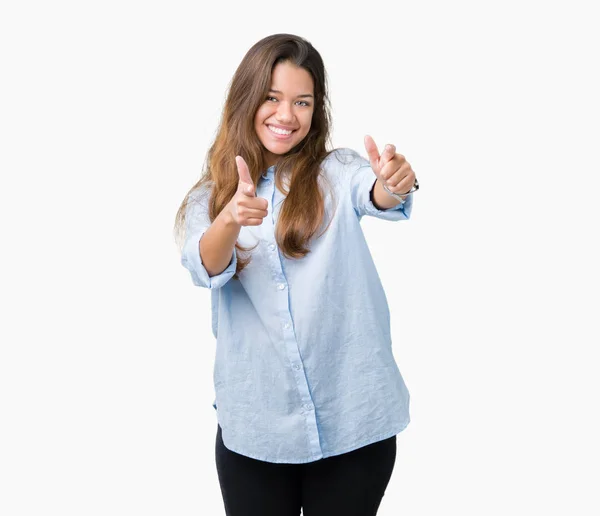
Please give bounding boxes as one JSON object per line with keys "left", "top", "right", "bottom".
{"left": 226, "top": 156, "right": 270, "bottom": 227}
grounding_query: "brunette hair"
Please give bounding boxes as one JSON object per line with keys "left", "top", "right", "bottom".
{"left": 174, "top": 33, "right": 338, "bottom": 277}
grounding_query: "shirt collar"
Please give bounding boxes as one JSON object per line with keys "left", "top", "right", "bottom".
{"left": 261, "top": 165, "right": 276, "bottom": 180}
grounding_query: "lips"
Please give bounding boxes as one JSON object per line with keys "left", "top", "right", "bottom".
{"left": 266, "top": 124, "right": 295, "bottom": 139}
{"left": 268, "top": 123, "right": 296, "bottom": 132}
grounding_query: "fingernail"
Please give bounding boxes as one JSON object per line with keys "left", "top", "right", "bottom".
{"left": 385, "top": 144, "right": 392, "bottom": 151}
{"left": 246, "top": 186, "right": 252, "bottom": 194}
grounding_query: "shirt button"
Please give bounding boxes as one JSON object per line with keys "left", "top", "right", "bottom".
{"left": 283, "top": 322, "right": 291, "bottom": 329}
{"left": 269, "top": 244, "right": 276, "bottom": 251}
{"left": 294, "top": 364, "right": 301, "bottom": 370}
{"left": 304, "top": 403, "right": 313, "bottom": 411}
{"left": 277, "top": 283, "right": 286, "bottom": 290}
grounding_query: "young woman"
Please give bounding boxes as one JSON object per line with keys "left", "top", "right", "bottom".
{"left": 174, "top": 33, "right": 418, "bottom": 516}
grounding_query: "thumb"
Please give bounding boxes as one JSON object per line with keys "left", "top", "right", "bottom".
{"left": 235, "top": 155, "right": 255, "bottom": 196}
{"left": 364, "top": 135, "right": 381, "bottom": 175}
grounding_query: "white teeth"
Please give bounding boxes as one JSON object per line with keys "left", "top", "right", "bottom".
{"left": 268, "top": 125, "right": 293, "bottom": 135}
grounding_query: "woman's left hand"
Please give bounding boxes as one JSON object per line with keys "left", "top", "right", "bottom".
{"left": 364, "top": 135, "right": 416, "bottom": 196}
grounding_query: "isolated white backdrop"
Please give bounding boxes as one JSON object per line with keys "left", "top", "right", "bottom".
{"left": 1, "top": 1, "right": 598, "bottom": 515}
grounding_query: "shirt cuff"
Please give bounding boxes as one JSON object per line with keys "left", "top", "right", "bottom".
{"left": 362, "top": 175, "right": 413, "bottom": 220}
{"left": 181, "top": 229, "right": 237, "bottom": 289}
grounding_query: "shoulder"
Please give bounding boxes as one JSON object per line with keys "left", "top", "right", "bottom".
{"left": 320, "top": 147, "right": 371, "bottom": 178}
{"left": 187, "top": 180, "right": 214, "bottom": 205}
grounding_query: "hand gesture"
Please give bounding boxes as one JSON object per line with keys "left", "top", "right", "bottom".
{"left": 226, "top": 156, "right": 269, "bottom": 227}
{"left": 364, "top": 135, "right": 416, "bottom": 196}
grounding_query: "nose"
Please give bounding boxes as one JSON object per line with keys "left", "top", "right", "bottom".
{"left": 276, "top": 101, "right": 294, "bottom": 123}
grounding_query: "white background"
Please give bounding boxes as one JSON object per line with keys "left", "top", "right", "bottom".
{"left": 1, "top": 1, "right": 598, "bottom": 515}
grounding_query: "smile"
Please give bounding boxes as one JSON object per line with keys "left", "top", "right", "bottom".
{"left": 267, "top": 125, "right": 295, "bottom": 137}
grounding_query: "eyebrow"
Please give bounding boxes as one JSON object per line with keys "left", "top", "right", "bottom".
{"left": 269, "top": 89, "right": 314, "bottom": 99}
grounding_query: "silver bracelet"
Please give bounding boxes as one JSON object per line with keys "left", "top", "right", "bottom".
{"left": 382, "top": 178, "right": 419, "bottom": 201}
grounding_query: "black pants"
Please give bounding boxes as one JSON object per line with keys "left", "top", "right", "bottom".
{"left": 215, "top": 424, "right": 397, "bottom": 516}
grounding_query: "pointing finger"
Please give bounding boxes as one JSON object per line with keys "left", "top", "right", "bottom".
{"left": 235, "top": 155, "right": 255, "bottom": 196}
{"left": 364, "top": 135, "right": 381, "bottom": 173}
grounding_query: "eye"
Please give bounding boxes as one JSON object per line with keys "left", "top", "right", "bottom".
{"left": 266, "top": 96, "right": 310, "bottom": 107}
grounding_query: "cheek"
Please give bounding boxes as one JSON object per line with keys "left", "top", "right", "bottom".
{"left": 301, "top": 116, "right": 313, "bottom": 134}
{"left": 254, "top": 106, "right": 269, "bottom": 125}
{"left": 254, "top": 113, "right": 270, "bottom": 137}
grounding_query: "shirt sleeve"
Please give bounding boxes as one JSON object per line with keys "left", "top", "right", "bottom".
{"left": 347, "top": 149, "right": 413, "bottom": 221}
{"left": 180, "top": 185, "right": 237, "bottom": 289}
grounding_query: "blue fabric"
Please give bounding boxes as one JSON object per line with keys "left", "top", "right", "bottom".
{"left": 181, "top": 148, "right": 413, "bottom": 464}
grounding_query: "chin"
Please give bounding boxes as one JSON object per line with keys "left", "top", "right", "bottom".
{"left": 264, "top": 143, "right": 291, "bottom": 154}
{"left": 261, "top": 137, "right": 297, "bottom": 152}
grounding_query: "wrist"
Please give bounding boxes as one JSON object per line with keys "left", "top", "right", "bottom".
{"left": 382, "top": 177, "right": 419, "bottom": 200}
{"left": 371, "top": 179, "right": 403, "bottom": 210}
{"left": 381, "top": 182, "right": 408, "bottom": 202}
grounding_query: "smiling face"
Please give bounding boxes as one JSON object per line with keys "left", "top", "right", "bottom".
{"left": 254, "top": 60, "right": 315, "bottom": 168}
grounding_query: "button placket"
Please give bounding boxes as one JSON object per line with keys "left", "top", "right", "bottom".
{"left": 262, "top": 167, "right": 321, "bottom": 457}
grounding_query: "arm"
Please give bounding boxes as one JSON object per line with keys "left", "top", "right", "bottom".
{"left": 370, "top": 178, "right": 408, "bottom": 210}
{"left": 362, "top": 135, "right": 416, "bottom": 215}
{"left": 347, "top": 151, "right": 413, "bottom": 221}
{"left": 181, "top": 157, "right": 269, "bottom": 288}
{"left": 180, "top": 187, "right": 238, "bottom": 289}
{"left": 200, "top": 206, "right": 241, "bottom": 277}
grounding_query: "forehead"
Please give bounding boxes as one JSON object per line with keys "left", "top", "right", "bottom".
{"left": 270, "top": 61, "right": 314, "bottom": 93}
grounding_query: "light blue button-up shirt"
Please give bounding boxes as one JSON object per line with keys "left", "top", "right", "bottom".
{"left": 181, "top": 148, "right": 413, "bottom": 464}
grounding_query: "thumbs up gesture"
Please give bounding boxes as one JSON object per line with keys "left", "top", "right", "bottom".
{"left": 364, "top": 135, "right": 416, "bottom": 196}
{"left": 226, "top": 156, "right": 270, "bottom": 227}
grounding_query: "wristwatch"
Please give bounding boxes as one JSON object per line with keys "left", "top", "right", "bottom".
{"left": 382, "top": 177, "right": 419, "bottom": 201}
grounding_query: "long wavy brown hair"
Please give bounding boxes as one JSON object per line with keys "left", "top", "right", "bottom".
{"left": 173, "top": 33, "right": 339, "bottom": 277}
